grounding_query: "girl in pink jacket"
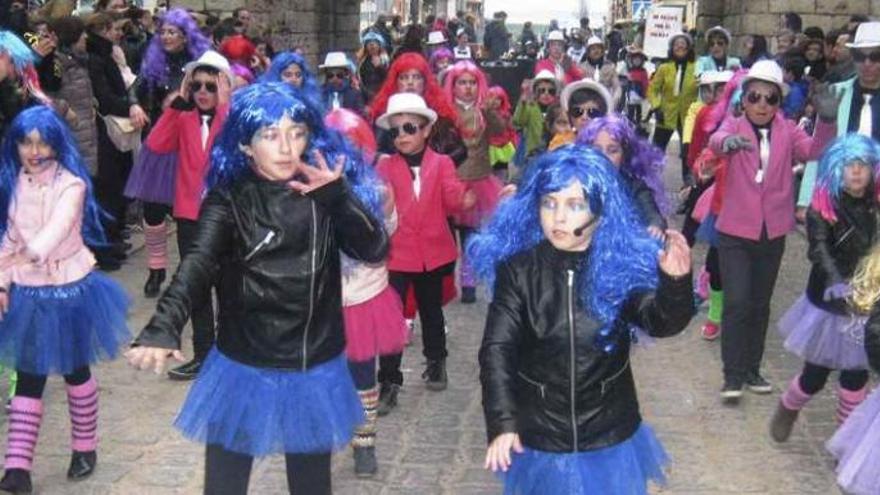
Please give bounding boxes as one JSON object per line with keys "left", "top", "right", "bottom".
{"left": 0, "top": 106, "right": 131, "bottom": 493}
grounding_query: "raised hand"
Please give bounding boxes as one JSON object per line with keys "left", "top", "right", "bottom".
{"left": 658, "top": 230, "right": 691, "bottom": 278}
{"left": 287, "top": 150, "right": 345, "bottom": 195}
{"left": 721, "top": 135, "right": 753, "bottom": 154}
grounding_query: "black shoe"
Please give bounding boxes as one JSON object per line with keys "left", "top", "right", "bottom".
{"left": 720, "top": 379, "right": 743, "bottom": 403}
{"left": 67, "top": 450, "right": 96, "bottom": 480}
{"left": 461, "top": 286, "right": 476, "bottom": 304}
{"left": 745, "top": 373, "right": 773, "bottom": 394}
{"left": 376, "top": 382, "right": 400, "bottom": 417}
{"left": 422, "top": 359, "right": 448, "bottom": 391}
{"left": 167, "top": 359, "right": 203, "bottom": 381}
{"left": 0, "top": 469, "right": 32, "bottom": 493}
{"left": 353, "top": 446, "right": 378, "bottom": 478}
{"left": 143, "top": 269, "right": 166, "bottom": 298}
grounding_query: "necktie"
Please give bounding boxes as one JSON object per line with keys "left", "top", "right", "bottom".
{"left": 673, "top": 65, "right": 683, "bottom": 96}
{"left": 200, "top": 115, "right": 211, "bottom": 150}
{"left": 757, "top": 128, "right": 769, "bottom": 184}
{"left": 859, "top": 94, "right": 873, "bottom": 137}
{"left": 412, "top": 166, "right": 421, "bottom": 199}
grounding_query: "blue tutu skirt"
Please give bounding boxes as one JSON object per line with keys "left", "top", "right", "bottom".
{"left": 124, "top": 147, "right": 176, "bottom": 205}
{"left": 778, "top": 295, "right": 868, "bottom": 370}
{"left": 0, "top": 273, "right": 131, "bottom": 375}
{"left": 695, "top": 213, "right": 719, "bottom": 247}
{"left": 175, "top": 348, "right": 364, "bottom": 457}
{"left": 500, "top": 423, "right": 669, "bottom": 495}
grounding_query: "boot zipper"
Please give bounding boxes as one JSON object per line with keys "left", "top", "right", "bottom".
{"left": 302, "top": 202, "right": 317, "bottom": 370}
{"left": 567, "top": 269, "right": 577, "bottom": 452}
{"left": 243, "top": 230, "right": 275, "bottom": 261}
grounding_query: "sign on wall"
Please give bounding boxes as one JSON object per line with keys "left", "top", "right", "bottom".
{"left": 643, "top": 5, "right": 683, "bottom": 59}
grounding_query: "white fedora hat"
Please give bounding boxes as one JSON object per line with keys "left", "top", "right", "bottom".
{"left": 705, "top": 25, "right": 732, "bottom": 43}
{"left": 532, "top": 69, "right": 561, "bottom": 92}
{"left": 183, "top": 50, "right": 232, "bottom": 83}
{"left": 427, "top": 30, "right": 447, "bottom": 45}
{"left": 741, "top": 60, "right": 789, "bottom": 96}
{"left": 319, "top": 51, "right": 351, "bottom": 70}
{"left": 847, "top": 22, "right": 880, "bottom": 49}
{"left": 560, "top": 78, "right": 613, "bottom": 112}
{"left": 586, "top": 36, "right": 604, "bottom": 48}
{"left": 376, "top": 93, "right": 438, "bottom": 130}
{"left": 547, "top": 30, "right": 565, "bottom": 42}
{"left": 699, "top": 70, "right": 734, "bottom": 86}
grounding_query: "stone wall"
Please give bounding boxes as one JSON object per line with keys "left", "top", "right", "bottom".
{"left": 172, "top": 0, "right": 361, "bottom": 66}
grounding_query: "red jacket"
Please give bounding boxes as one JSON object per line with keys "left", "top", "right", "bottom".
{"left": 534, "top": 57, "right": 584, "bottom": 85}
{"left": 376, "top": 148, "right": 467, "bottom": 272}
{"left": 145, "top": 101, "right": 229, "bottom": 221}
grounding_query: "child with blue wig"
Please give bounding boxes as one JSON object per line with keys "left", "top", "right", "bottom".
{"left": 470, "top": 145, "right": 695, "bottom": 494}
{"left": 0, "top": 106, "right": 131, "bottom": 492}
{"left": 125, "top": 82, "right": 389, "bottom": 494}
{"left": 770, "top": 134, "right": 880, "bottom": 443}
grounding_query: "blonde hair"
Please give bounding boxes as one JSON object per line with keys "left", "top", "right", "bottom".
{"left": 850, "top": 244, "right": 880, "bottom": 314}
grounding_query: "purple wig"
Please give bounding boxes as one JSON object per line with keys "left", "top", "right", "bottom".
{"left": 577, "top": 114, "right": 670, "bottom": 215}
{"left": 139, "top": 8, "right": 212, "bottom": 89}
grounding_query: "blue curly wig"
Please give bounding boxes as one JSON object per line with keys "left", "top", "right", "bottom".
{"left": 468, "top": 145, "right": 661, "bottom": 351}
{"left": 206, "top": 82, "right": 382, "bottom": 219}
{"left": 0, "top": 106, "right": 106, "bottom": 245}
{"left": 139, "top": 8, "right": 212, "bottom": 90}
{"left": 260, "top": 51, "right": 322, "bottom": 102}
{"left": 811, "top": 133, "right": 880, "bottom": 223}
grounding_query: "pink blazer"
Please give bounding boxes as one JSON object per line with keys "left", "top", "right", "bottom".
{"left": 0, "top": 164, "right": 94, "bottom": 289}
{"left": 709, "top": 114, "right": 835, "bottom": 241}
{"left": 376, "top": 148, "right": 467, "bottom": 272}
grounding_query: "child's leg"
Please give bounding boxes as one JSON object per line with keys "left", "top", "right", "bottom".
{"left": 285, "top": 452, "right": 332, "bottom": 495}
{"left": 4, "top": 371, "right": 46, "bottom": 472}
{"left": 347, "top": 359, "right": 379, "bottom": 448}
{"left": 204, "top": 444, "right": 253, "bottom": 495}
{"left": 837, "top": 369, "right": 870, "bottom": 424}
{"left": 770, "top": 363, "right": 827, "bottom": 442}
{"left": 413, "top": 267, "right": 448, "bottom": 363}
{"left": 377, "top": 272, "right": 411, "bottom": 389}
{"left": 64, "top": 367, "right": 97, "bottom": 453}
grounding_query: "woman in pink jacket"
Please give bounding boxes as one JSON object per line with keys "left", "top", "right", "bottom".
{"left": 709, "top": 60, "right": 838, "bottom": 403}
{"left": 0, "top": 106, "right": 130, "bottom": 492}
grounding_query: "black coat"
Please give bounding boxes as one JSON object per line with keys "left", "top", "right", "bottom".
{"left": 806, "top": 193, "right": 880, "bottom": 314}
{"left": 622, "top": 172, "right": 667, "bottom": 230}
{"left": 866, "top": 302, "right": 880, "bottom": 373}
{"left": 480, "top": 241, "right": 694, "bottom": 453}
{"left": 134, "top": 177, "right": 389, "bottom": 370}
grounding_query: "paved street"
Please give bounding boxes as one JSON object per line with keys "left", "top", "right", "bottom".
{"left": 2, "top": 147, "right": 862, "bottom": 494}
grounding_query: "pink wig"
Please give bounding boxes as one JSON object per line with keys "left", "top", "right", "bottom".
{"left": 443, "top": 60, "right": 488, "bottom": 138}
{"left": 324, "top": 108, "right": 377, "bottom": 164}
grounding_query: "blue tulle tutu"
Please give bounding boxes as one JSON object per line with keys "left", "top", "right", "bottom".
{"left": 0, "top": 273, "right": 131, "bottom": 375}
{"left": 175, "top": 348, "right": 364, "bottom": 457}
{"left": 500, "top": 423, "right": 669, "bottom": 495}
{"left": 124, "top": 147, "right": 176, "bottom": 205}
{"left": 695, "top": 213, "right": 719, "bottom": 247}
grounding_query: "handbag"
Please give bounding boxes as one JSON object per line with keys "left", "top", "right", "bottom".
{"left": 101, "top": 114, "right": 140, "bottom": 152}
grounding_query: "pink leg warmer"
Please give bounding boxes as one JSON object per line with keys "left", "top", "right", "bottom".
{"left": 144, "top": 222, "right": 168, "bottom": 270}
{"left": 781, "top": 374, "right": 813, "bottom": 411}
{"left": 4, "top": 397, "right": 43, "bottom": 471}
{"left": 67, "top": 377, "right": 98, "bottom": 452}
{"left": 837, "top": 386, "right": 868, "bottom": 424}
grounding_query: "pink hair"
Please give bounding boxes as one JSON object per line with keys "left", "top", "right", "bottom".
{"left": 443, "top": 60, "right": 488, "bottom": 138}
{"left": 324, "top": 108, "right": 377, "bottom": 164}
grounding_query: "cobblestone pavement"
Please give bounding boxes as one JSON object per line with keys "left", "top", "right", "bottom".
{"left": 2, "top": 150, "right": 861, "bottom": 494}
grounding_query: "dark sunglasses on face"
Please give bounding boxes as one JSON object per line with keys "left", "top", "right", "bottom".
{"left": 746, "top": 91, "right": 780, "bottom": 106}
{"left": 389, "top": 122, "right": 426, "bottom": 139}
{"left": 326, "top": 71, "right": 348, "bottom": 80}
{"left": 569, "top": 105, "right": 604, "bottom": 119}
{"left": 709, "top": 39, "right": 727, "bottom": 47}
{"left": 852, "top": 50, "right": 880, "bottom": 64}
{"left": 536, "top": 87, "right": 556, "bottom": 95}
{"left": 189, "top": 81, "right": 218, "bottom": 93}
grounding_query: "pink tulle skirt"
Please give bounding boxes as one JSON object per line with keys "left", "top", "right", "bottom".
{"left": 453, "top": 175, "right": 503, "bottom": 228}
{"left": 343, "top": 286, "right": 409, "bottom": 362}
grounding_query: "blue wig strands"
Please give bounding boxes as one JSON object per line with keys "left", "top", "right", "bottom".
{"left": 811, "top": 134, "right": 880, "bottom": 223}
{"left": 468, "top": 145, "right": 660, "bottom": 351}
{"left": 260, "top": 51, "right": 322, "bottom": 104}
{"left": 0, "top": 106, "right": 107, "bottom": 245}
{"left": 0, "top": 30, "right": 36, "bottom": 73}
{"left": 206, "top": 82, "right": 383, "bottom": 219}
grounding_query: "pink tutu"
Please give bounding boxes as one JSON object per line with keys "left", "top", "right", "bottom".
{"left": 453, "top": 175, "right": 503, "bottom": 228}
{"left": 343, "top": 286, "right": 408, "bottom": 362}
{"left": 778, "top": 295, "right": 868, "bottom": 370}
{"left": 690, "top": 183, "right": 715, "bottom": 223}
{"left": 827, "top": 386, "right": 880, "bottom": 495}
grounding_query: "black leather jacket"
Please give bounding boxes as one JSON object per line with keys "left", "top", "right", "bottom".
{"left": 479, "top": 242, "right": 694, "bottom": 453}
{"left": 867, "top": 302, "right": 880, "bottom": 373}
{"left": 134, "top": 177, "right": 388, "bottom": 370}
{"left": 806, "top": 193, "right": 879, "bottom": 314}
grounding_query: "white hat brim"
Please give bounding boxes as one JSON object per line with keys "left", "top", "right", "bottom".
{"left": 376, "top": 107, "right": 438, "bottom": 130}
{"left": 560, "top": 79, "right": 614, "bottom": 113}
{"left": 741, "top": 75, "right": 789, "bottom": 96}
{"left": 846, "top": 41, "right": 880, "bottom": 49}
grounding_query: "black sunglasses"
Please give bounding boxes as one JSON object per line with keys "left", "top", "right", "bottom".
{"left": 852, "top": 50, "right": 880, "bottom": 64}
{"left": 189, "top": 81, "right": 218, "bottom": 93}
{"left": 536, "top": 87, "right": 556, "bottom": 95}
{"left": 709, "top": 39, "right": 727, "bottom": 47}
{"left": 326, "top": 71, "right": 348, "bottom": 80}
{"left": 388, "top": 122, "right": 426, "bottom": 139}
{"left": 746, "top": 91, "right": 780, "bottom": 106}
{"left": 569, "top": 106, "right": 604, "bottom": 119}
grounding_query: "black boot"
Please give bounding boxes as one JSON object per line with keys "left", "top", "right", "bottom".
{"left": 376, "top": 382, "right": 400, "bottom": 416}
{"left": 422, "top": 359, "right": 448, "bottom": 391}
{"left": 67, "top": 451, "right": 96, "bottom": 480}
{"left": 167, "top": 358, "right": 203, "bottom": 381}
{"left": 143, "top": 269, "right": 166, "bottom": 298}
{"left": 353, "top": 446, "right": 378, "bottom": 478}
{"left": 0, "top": 469, "right": 32, "bottom": 493}
{"left": 769, "top": 401, "right": 800, "bottom": 443}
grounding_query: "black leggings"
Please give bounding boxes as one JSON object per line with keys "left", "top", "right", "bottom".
{"left": 799, "top": 362, "right": 869, "bottom": 395}
{"left": 143, "top": 202, "right": 171, "bottom": 227}
{"left": 706, "top": 247, "right": 722, "bottom": 291}
{"left": 16, "top": 367, "right": 91, "bottom": 399}
{"left": 204, "top": 444, "right": 331, "bottom": 495}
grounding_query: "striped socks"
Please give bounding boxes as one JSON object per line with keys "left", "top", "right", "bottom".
{"left": 781, "top": 374, "right": 812, "bottom": 411}
{"left": 144, "top": 222, "right": 168, "bottom": 270}
{"left": 67, "top": 377, "right": 98, "bottom": 452}
{"left": 4, "top": 397, "right": 43, "bottom": 471}
{"left": 837, "top": 386, "right": 867, "bottom": 424}
{"left": 353, "top": 386, "right": 379, "bottom": 448}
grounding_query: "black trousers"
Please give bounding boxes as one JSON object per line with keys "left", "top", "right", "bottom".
{"left": 718, "top": 230, "right": 786, "bottom": 383}
{"left": 16, "top": 367, "right": 91, "bottom": 399}
{"left": 652, "top": 123, "right": 693, "bottom": 186}
{"left": 377, "top": 263, "right": 453, "bottom": 385}
{"left": 176, "top": 218, "right": 217, "bottom": 360}
{"left": 204, "top": 444, "right": 331, "bottom": 495}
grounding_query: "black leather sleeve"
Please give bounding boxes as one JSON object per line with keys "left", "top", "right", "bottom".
{"left": 629, "top": 176, "right": 668, "bottom": 230}
{"left": 624, "top": 270, "right": 695, "bottom": 338}
{"left": 479, "top": 262, "right": 524, "bottom": 443}
{"left": 308, "top": 178, "right": 389, "bottom": 264}
{"left": 806, "top": 207, "right": 845, "bottom": 287}
{"left": 133, "top": 190, "right": 233, "bottom": 349}
{"left": 866, "top": 301, "right": 880, "bottom": 374}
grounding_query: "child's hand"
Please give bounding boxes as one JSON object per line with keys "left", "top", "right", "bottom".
{"left": 658, "top": 230, "right": 691, "bottom": 278}
{"left": 485, "top": 432, "right": 523, "bottom": 472}
{"left": 462, "top": 190, "right": 477, "bottom": 210}
{"left": 124, "top": 346, "right": 185, "bottom": 375}
{"left": 0, "top": 291, "right": 8, "bottom": 320}
{"left": 288, "top": 151, "right": 345, "bottom": 194}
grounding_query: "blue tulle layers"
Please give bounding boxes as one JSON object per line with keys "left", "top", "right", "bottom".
{"left": 174, "top": 348, "right": 364, "bottom": 457}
